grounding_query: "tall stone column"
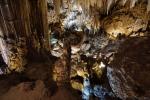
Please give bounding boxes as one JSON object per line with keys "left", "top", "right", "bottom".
{"left": 0, "top": 0, "right": 27, "bottom": 72}
{"left": 0, "top": 0, "right": 49, "bottom": 73}
{"left": 53, "top": 40, "right": 71, "bottom": 87}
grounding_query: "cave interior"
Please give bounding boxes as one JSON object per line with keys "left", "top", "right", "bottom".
{"left": 0, "top": 0, "right": 150, "bottom": 100}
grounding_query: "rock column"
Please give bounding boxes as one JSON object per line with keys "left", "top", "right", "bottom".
{"left": 0, "top": 0, "right": 49, "bottom": 72}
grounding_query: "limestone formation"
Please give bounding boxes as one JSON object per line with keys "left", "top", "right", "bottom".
{"left": 0, "top": 0, "right": 150, "bottom": 100}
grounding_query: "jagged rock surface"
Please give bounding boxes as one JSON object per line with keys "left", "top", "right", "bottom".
{"left": 107, "top": 37, "right": 150, "bottom": 99}
{"left": 0, "top": 0, "right": 49, "bottom": 72}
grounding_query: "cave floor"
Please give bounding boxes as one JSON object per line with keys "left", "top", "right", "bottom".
{"left": 0, "top": 37, "right": 150, "bottom": 100}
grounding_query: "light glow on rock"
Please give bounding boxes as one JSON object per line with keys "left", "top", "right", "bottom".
{"left": 0, "top": 38, "right": 8, "bottom": 65}
{"left": 99, "top": 62, "right": 106, "bottom": 68}
{"left": 130, "top": 0, "right": 138, "bottom": 8}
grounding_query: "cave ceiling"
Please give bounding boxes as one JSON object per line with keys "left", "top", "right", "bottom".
{"left": 48, "top": 0, "right": 150, "bottom": 36}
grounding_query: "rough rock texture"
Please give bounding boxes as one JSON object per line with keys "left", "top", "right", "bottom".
{"left": 0, "top": 80, "right": 80, "bottom": 100}
{"left": 0, "top": 0, "right": 150, "bottom": 100}
{"left": 0, "top": 0, "right": 49, "bottom": 72}
{"left": 1, "top": 80, "right": 50, "bottom": 100}
{"left": 103, "top": 2, "right": 150, "bottom": 39}
{"left": 53, "top": 40, "right": 71, "bottom": 86}
{"left": 0, "top": 60, "right": 81, "bottom": 100}
{"left": 52, "top": 0, "right": 150, "bottom": 31}
{"left": 50, "top": 87, "right": 81, "bottom": 100}
{"left": 107, "top": 37, "right": 150, "bottom": 99}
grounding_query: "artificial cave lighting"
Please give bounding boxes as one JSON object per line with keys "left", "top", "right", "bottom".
{"left": 0, "top": 0, "right": 150, "bottom": 100}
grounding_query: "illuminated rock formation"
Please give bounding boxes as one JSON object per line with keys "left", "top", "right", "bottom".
{"left": 0, "top": 0, "right": 49, "bottom": 72}
{"left": 107, "top": 37, "right": 150, "bottom": 99}
{"left": 53, "top": 40, "right": 71, "bottom": 86}
{"left": 0, "top": 0, "right": 150, "bottom": 100}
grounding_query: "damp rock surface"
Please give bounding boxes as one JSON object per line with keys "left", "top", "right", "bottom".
{"left": 107, "top": 37, "right": 150, "bottom": 99}
{"left": 0, "top": 80, "right": 80, "bottom": 100}
{"left": 0, "top": 0, "right": 150, "bottom": 100}
{"left": 0, "top": 80, "right": 50, "bottom": 100}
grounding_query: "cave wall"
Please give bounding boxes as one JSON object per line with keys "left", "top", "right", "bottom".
{"left": 0, "top": 0, "right": 49, "bottom": 72}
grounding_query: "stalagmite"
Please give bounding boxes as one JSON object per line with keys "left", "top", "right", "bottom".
{"left": 53, "top": 39, "right": 71, "bottom": 86}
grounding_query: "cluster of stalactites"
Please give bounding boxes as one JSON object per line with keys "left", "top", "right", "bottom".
{"left": 76, "top": 0, "right": 150, "bottom": 14}
{"left": 53, "top": 0, "right": 150, "bottom": 30}
{"left": 53, "top": 0, "right": 150, "bottom": 15}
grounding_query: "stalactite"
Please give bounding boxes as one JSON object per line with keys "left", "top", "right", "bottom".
{"left": 130, "top": 0, "right": 138, "bottom": 8}
{"left": 96, "top": 0, "right": 103, "bottom": 9}
{"left": 121, "top": 0, "right": 128, "bottom": 6}
{"left": 107, "top": 0, "right": 114, "bottom": 14}
{"left": 90, "top": 0, "right": 96, "bottom": 7}
{"left": 147, "top": 0, "right": 150, "bottom": 12}
{"left": 52, "top": 0, "right": 150, "bottom": 34}
{"left": 37, "top": 0, "right": 49, "bottom": 51}
{"left": 54, "top": 0, "right": 62, "bottom": 14}
{"left": 54, "top": 0, "right": 150, "bottom": 17}
{"left": 115, "top": 0, "right": 119, "bottom": 3}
